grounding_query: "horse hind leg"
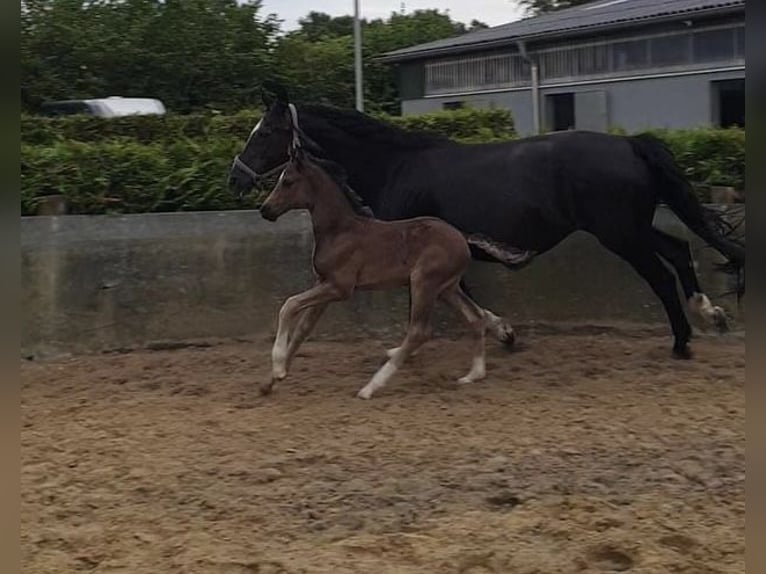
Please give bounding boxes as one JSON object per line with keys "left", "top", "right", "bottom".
{"left": 441, "top": 285, "right": 488, "bottom": 384}
{"left": 601, "top": 237, "right": 693, "bottom": 358}
{"left": 651, "top": 228, "right": 729, "bottom": 332}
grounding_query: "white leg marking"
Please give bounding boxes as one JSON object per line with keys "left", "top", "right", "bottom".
{"left": 688, "top": 292, "right": 728, "bottom": 329}
{"left": 272, "top": 300, "right": 295, "bottom": 380}
{"left": 459, "top": 355, "right": 487, "bottom": 384}
{"left": 484, "top": 310, "right": 515, "bottom": 344}
{"left": 357, "top": 360, "right": 398, "bottom": 400}
{"left": 387, "top": 346, "right": 420, "bottom": 358}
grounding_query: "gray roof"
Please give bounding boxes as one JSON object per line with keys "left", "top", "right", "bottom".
{"left": 379, "top": 0, "right": 745, "bottom": 62}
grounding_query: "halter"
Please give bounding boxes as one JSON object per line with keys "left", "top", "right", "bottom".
{"left": 232, "top": 103, "right": 303, "bottom": 182}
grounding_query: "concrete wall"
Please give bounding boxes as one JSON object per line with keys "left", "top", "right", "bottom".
{"left": 401, "top": 68, "right": 745, "bottom": 135}
{"left": 21, "top": 208, "right": 744, "bottom": 357}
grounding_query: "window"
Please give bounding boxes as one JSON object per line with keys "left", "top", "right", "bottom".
{"left": 713, "top": 79, "right": 745, "bottom": 128}
{"left": 423, "top": 26, "right": 743, "bottom": 95}
{"left": 651, "top": 34, "right": 690, "bottom": 67}
{"left": 425, "top": 54, "right": 530, "bottom": 95}
{"left": 612, "top": 39, "right": 648, "bottom": 71}
{"left": 547, "top": 93, "right": 575, "bottom": 131}
{"left": 693, "top": 28, "right": 735, "bottom": 62}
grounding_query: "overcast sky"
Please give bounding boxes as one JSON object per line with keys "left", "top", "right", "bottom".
{"left": 259, "top": 0, "right": 526, "bottom": 31}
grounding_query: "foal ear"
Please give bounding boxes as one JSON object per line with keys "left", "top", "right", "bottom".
{"left": 291, "top": 146, "right": 306, "bottom": 169}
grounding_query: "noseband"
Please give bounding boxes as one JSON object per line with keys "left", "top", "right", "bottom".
{"left": 232, "top": 103, "right": 305, "bottom": 183}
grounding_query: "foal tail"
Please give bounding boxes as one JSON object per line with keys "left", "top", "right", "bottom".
{"left": 629, "top": 134, "right": 745, "bottom": 295}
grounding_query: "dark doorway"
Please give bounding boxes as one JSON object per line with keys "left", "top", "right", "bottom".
{"left": 547, "top": 93, "right": 575, "bottom": 132}
{"left": 442, "top": 101, "right": 465, "bottom": 111}
{"left": 713, "top": 79, "right": 745, "bottom": 127}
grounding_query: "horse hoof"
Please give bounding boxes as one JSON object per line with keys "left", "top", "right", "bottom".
{"left": 458, "top": 376, "right": 475, "bottom": 384}
{"left": 672, "top": 345, "right": 693, "bottom": 360}
{"left": 712, "top": 307, "right": 730, "bottom": 333}
{"left": 259, "top": 383, "right": 274, "bottom": 396}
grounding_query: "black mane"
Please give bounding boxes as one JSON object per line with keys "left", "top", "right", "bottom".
{"left": 309, "top": 153, "right": 374, "bottom": 218}
{"left": 300, "top": 104, "right": 451, "bottom": 150}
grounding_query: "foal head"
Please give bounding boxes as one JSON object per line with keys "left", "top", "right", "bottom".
{"left": 261, "top": 149, "right": 374, "bottom": 222}
{"left": 260, "top": 149, "right": 316, "bottom": 221}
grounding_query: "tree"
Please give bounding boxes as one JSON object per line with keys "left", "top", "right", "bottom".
{"left": 280, "top": 9, "right": 484, "bottom": 114}
{"left": 21, "top": 2, "right": 484, "bottom": 113}
{"left": 518, "top": 0, "right": 594, "bottom": 15}
{"left": 21, "top": 0, "right": 280, "bottom": 112}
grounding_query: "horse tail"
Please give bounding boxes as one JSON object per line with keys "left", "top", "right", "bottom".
{"left": 629, "top": 133, "right": 745, "bottom": 294}
{"left": 465, "top": 234, "right": 536, "bottom": 269}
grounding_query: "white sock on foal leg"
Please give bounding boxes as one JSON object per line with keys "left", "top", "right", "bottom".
{"left": 386, "top": 346, "right": 420, "bottom": 358}
{"left": 484, "top": 310, "right": 515, "bottom": 345}
{"left": 688, "top": 292, "right": 728, "bottom": 330}
{"left": 357, "top": 360, "right": 398, "bottom": 400}
{"left": 459, "top": 355, "right": 486, "bottom": 384}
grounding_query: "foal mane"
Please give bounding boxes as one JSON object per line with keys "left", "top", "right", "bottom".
{"left": 308, "top": 154, "right": 374, "bottom": 218}
{"left": 300, "top": 104, "right": 451, "bottom": 151}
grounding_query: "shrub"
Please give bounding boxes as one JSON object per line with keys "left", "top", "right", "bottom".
{"left": 20, "top": 108, "right": 744, "bottom": 215}
{"left": 21, "top": 139, "right": 264, "bottom": 215}
{"left": 22, "top": 107, "right": 515, "bottom": 146}
{"left": 641, "top": 127, "right": 746, "bottom": 193}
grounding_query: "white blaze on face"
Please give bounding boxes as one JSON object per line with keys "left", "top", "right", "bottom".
{"left": 276, "top": 168, "right": 286, "bottom": 187}
{"left": 246, "top": 118, "right": 263, "bottom": 144}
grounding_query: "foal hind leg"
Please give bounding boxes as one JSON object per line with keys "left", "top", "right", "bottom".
{"left": 358, "top": 284, "right": 434, "bottom": 399}
{"left": 442, "top": 285, "right": 488, "bottom": 384}
{"left": 460, "top": 279, "right": 515, "bottom": 349}
{"left": 651, "top": 228, "right": 729, "bottom": 332}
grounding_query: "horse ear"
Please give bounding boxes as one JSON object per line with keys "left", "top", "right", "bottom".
{"left": 273, "top": 83, "right": 289, "bottom": 105}
{"left": 260, "top": 86, "right": 275, "bottom": 108}
{"left": 262, "top": 80, "right": 289, "bottom": 106}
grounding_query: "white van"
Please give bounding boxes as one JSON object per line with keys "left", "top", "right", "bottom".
{"left": 40, "top": 97, "right": 166, "bottom": 118}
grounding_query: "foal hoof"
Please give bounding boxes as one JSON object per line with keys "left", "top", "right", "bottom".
{"left": 500, "top": 326, "right": 516, "bottom": 350}
{"left": 259, "top": 382, "right": 275, "bottom": 396}
{"left": 356, "top": 387, "right": 374, "bottom": 400}
{"left": 712, "top": 307, "right": 730, "bottom": 333}
{"left": 672, "top": 344, "right": 693, "bottom": 360}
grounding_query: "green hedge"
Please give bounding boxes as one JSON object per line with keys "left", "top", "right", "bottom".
{"left": 21, "top": 106, "right": 515, "bottom": 146}
{"left": 21, "top": 110, "right": 264, "bottom": 146}
{"left": 644, "top": 127, "right": 746, "bottom": 195}
{"left": 21, "top": 108, "right": 744, "bottom": 215}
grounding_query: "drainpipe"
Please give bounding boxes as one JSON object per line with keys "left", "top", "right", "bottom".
{"left": 517, "top": 40, "right": 541, "bottom": 135}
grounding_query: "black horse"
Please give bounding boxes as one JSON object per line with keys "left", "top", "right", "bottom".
{"left": 229, "top": 86, "right": 744, "bottom": 359}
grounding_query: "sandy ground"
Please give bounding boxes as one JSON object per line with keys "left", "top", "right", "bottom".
{"left": 21, "top": 329, "right": 745, "bottom": 573}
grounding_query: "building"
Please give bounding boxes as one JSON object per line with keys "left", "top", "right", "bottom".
{"left": 379, "top": 0, "right": 745, "bottom": 135}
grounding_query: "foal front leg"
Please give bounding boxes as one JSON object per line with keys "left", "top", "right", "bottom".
{"left": 264, "top": 283, "right": 341, "bottom": 395}
{"left": 285, "top": 303, "right": 329, "bottom": 369}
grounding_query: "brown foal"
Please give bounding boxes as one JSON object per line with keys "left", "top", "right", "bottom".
{"left": 259, "top": 149, "right": 489, "bottom": 399}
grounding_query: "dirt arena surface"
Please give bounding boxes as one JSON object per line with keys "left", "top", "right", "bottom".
{"left": 21, "top": 328, "right": 745, "bottom": 574}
